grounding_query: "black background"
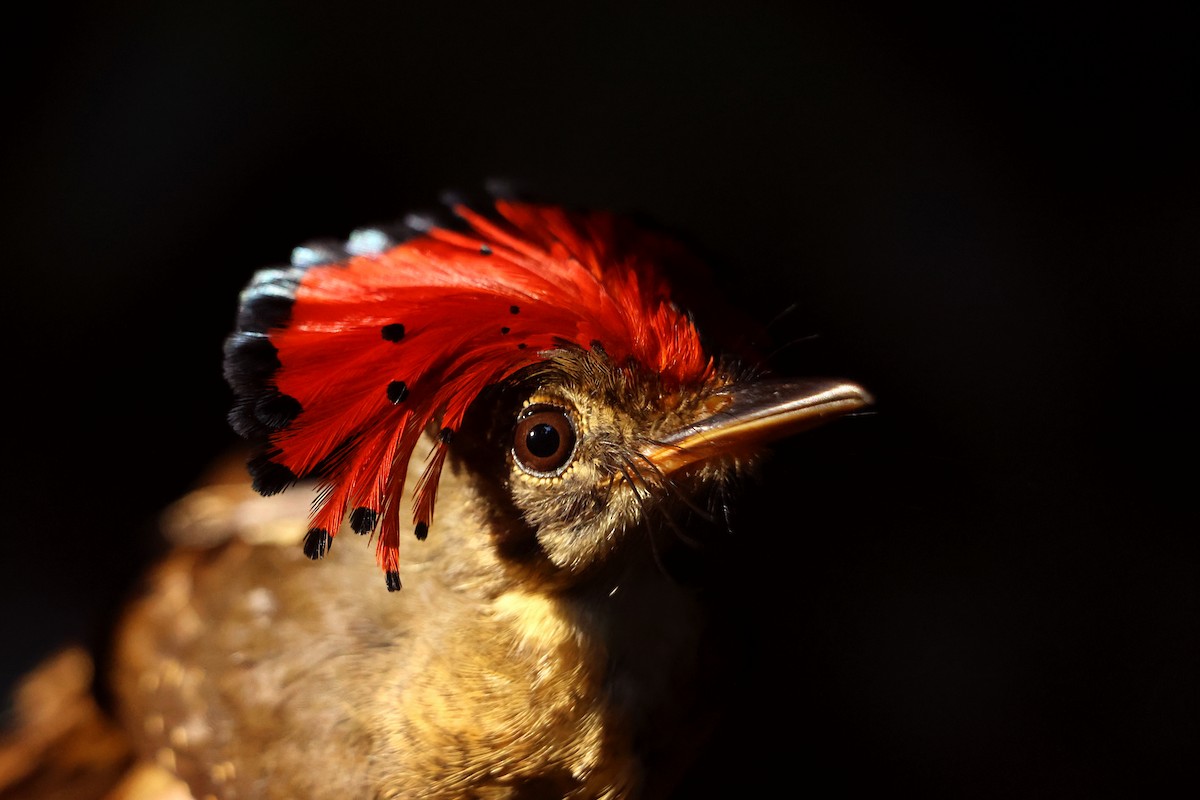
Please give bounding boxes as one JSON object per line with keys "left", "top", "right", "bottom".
{"left": 3, "top": 2, "right": 1196, "bottom": 797}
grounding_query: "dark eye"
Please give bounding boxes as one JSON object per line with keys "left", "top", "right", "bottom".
{"left": 513, "top": 405, "right": 577, "bottom": 476}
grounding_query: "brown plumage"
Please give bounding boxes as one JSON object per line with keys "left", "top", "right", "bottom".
{"left": 109, "top": 350, "right": 867, "bottom": 798}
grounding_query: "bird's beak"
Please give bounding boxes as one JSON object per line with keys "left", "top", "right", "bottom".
{"left": 643, "top": 378, "right": 872, "bottom": 476}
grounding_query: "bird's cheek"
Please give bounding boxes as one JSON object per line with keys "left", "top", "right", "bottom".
{"left": 537, "top": 523, "right": 613, "bottom": 572}
{"left": 505, "top": 490, "right": 599, "bottom": 573}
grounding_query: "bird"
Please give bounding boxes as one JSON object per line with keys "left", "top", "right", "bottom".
{"left": 91, "top": 192, "right": 871, "bottom": 799}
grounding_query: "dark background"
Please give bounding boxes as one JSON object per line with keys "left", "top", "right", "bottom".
{"left": 3, "top": 2, "right": 1196, "bottom": 797}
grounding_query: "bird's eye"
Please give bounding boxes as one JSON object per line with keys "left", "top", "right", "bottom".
{"left": 512, "top": 405, "right": 577, "bottom": 476}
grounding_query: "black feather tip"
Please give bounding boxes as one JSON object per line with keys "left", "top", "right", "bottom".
{"left": 349, "top": 507, "right": 379, "bottom": 534}
{"left": 303, "top": 528, "right": 332, "bottom": 560}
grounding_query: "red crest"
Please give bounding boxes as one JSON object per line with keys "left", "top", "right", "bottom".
{"left": 225, "top": 198, "right": 717, "bottom": 587}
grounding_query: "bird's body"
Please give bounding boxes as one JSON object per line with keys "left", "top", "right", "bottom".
{"left": 112, "top": 434, "right": 718, "bottom": 799}
{"left": 95, "top": 195, "right": 869, "bottom": 799}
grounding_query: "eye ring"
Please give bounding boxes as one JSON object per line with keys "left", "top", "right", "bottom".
{"left": 512, "top": 404, "right": 578, "bottom": 477}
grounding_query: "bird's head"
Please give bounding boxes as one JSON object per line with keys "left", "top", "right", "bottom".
{"left": 453, "top": 344, "right": 867, "bottom": 585}
{"left": 224, "top": 195, "right": 869, "bottom": 591}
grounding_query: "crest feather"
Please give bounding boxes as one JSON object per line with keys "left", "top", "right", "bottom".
{"left": 224, "top": 197, "right": 714, "bottom": 586}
